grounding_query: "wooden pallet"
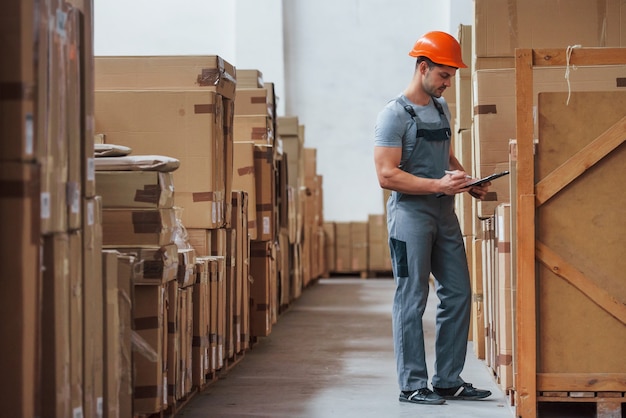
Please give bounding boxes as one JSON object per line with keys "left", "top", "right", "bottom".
{"left": 538, "top": 391, "right": 625, "bottom": 418}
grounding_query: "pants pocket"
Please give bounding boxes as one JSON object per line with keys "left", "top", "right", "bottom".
{"left": 390, "top": 238, "right": 408, "bottom": 277}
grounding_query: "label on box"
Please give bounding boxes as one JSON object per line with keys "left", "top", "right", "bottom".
{"left": 55, "top": 9, "right": 68, "bottom": 40}
{"left": 87, "top": 200, "right": 94, "bottom": 226}
{"left": 67, "top": 182, "right": 80, "bottom": 214}
{"left": 87, "top": 158, "right": 95, "bottom": 181}
{"left": 263, "top": 216, "right": 270, "bottom": 235}
{"left": 72, "top": 407, "right": 84, "bottom": 418}
{"left": 25, "top": 114, "right": 34, "bottom": 155}
{"left": 212, "top": 202, "right": 217, "bottom": 223}
{"left": 96, "top": 397, "right": 103, "bottom": 418}
{"left": 163, "top": 376, "right": 168, "bottom": 406}
{"left": 41, "top": 192, "right": 51, "bottom": 219}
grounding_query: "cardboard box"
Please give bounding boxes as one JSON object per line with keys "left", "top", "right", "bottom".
{"left": 102, "top": 208, "right": 177, "bottom": 247}
{"left": 223, "top": 97, "right": 235, "bottom": 229}
{"left": 192, "top": 258, "right": 210, "bottom": 386}
{"left": 236, "top": 69, "right": 264, "bottom": 88}
{"left": 82, "top": 196, "right": 104, "bottom": 418}
{"left": 102, "top": 250, "right": 121, "bottom": 418}
{"left": 234, "top": 88, "right": 273, "bottom": 119}
{"left": 231, "top": 191, "right": 250, "bottom": 352}
{"left": 0, "top": 162, "right": 39, "bottom": 418}
{"left": 234, "top": 115, "right": 273, "bottom": 144}
{"left": 166, "top": 281, "right": 179, "bottom": 404}
{"left": 95, "top": 89, "right": 225, "bottom": 229}
{"left": 473, "top": 0, "right": 625, "bottom": 58}
{"left": 350, "top": 222, "right": 368, "bottom": 273}
{"left": 178, "top": 248, "right": 197, "bottom": 288}
{"left": 0, "top": 0, "right": 36, "bottom": 162}
{"left": 116, "top": 253, "right": 135, "bottom": 418}
{"left": 334, "top": 222, "right": 351, "bottom": 273}
{"left": 253, "top": 144, "right": 275, "bottom": 241}
{"left": 323, "top": 222, "right": 336, "bottom": 273}
{"left": 367, "top": 214, "right": 391, "bottom": 272}
{"left": 276, "top": 116, "right": 299, "bottom": 137}
{"left": 109, "top": 244, "right": 178, "bottom": 285}
{"left": 132, "top": 284, "right": 165, "bottom": 414}
{"left": 94, "top": 55, "right": 237, "bottom": 100}
{"left": 494, "top": 203, "right": 513, "bottom": 391}
{"left": 232, "top": 141, "right": 258, "bottom": 240}
{"left": 96, "top": 171, "right": 175, "bottom": 209}
{"left": 249, "top": 241, "right": 273, "bottom": 337}
{"left": 69, "top": 232, "right": 83, "bottom": 416}
{"left": 41, "top": 233, "right": 71, "bottom": 417}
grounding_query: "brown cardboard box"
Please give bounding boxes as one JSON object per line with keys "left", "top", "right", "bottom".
{"left": 102, "top": 208, "right": 176, "bottom": 246}
{"left": 223, "top": 97, "right": 235, "bottom": 229}
{"left": 234, "top": 115, "right": 273, "bottom": 144}
{"left": 473, "top": 0, "right": 625, "bottom": 59}
{"left": 253, "top": 144, "right": 275, "bottom": 242}
{"left": 231, "top": 191, "right": 250, "bottom": 351}
{"left": 96, "top": 171, "right": 175, "bottom": 209}
{"left": 95, "top": 89, "right": 225, "bottom": 229}
{"left": 350, "top": 222, "right": 368, "bottom": 273}
{"left": 232, "top": 141, "right": 258, "bottom": 240}
{"left": 108, "top": 244, "right": 178, "bottom": 285}
{"left": 234, "top": 88, "right": 273, "bottom": 119}
{"left": 133, "top": 284, "right": 165, "bottom": 414}
{"left": 166, "top": 280, "right": 180, "bottom": 405}
{"left": 178, "top": 248, "right": 197, "bottom": 288}
{"left": 367, "top": 214, "right": 391, "bottom": 272}
{"left": 1, "top": 1, "right": 35, "bottom": 162}
{"left": 82, "top": 196, "right": 104, "bottom": 418}
{"left": 494, "top": 204, "right": 513, "bottom": 391}
{"left": 225, "top": 228, "right": 237, "bottom": 359}
{"left": 69, "top": 232, "right": 83, "bottom": 416}
{"left": 207, "top": 257, "right": 219, "bottom": 372}
{"left": 192, "top": 257, "right": 210, "bottom": 386}
{"left": 249, "top": 241, "right": 273, "bottom": 337}
{"left": 236, "top": 69, "right": 264, "bottom": 88}
{"left": 276, "top": 116, "right": 299, "bottom": 137}
{"left": 181, "top": 287, "right": 194, "bottom": 397}
{"left": 102, "top": 250, "right": 134, "bottom": 418}
{"left": 0, "top": 163, "right": 39, "bottom": 418}
{"left": 116, "top": 253, "right": 134, "bottom": 418}
{"left": 94, "top": 55, "right": 237, "bottom": 100}
{"left": 334, "top": 222, "right": 351, "bottom": 273}
{"left": 323, "top": 222, "right": 336, "bottom": 273}
{"left": 41, "top": 233, "right": 71, "bottom": 417}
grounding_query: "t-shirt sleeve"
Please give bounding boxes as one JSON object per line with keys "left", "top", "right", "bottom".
{"left": 374, "top": 105, "right": 404, "bottom": 148}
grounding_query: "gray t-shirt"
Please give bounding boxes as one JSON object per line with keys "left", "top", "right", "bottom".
{"left": 374, "top": 94, "right": 451, "bottom": 148}
{"left": 374, "top": 94, "right": 452, "bottom": 178}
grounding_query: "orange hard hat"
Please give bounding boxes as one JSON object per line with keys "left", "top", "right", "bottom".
{"left": 409, "top": 31, "right": 467, "bottom": 69}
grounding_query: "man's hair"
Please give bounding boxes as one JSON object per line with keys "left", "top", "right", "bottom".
{"left": 416, "top": 56, "right": 437, "bottom": 69}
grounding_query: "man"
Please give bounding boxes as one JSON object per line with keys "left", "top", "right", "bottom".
{"left": 374, "top": 31, "right": 492, "bottom": 405}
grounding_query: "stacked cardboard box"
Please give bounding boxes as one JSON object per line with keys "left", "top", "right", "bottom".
{"left": 96, "top": 155, "right": 189, "bottom": 414}
{"left": 1, "top": 2, "right": 101, "bottom": 418}
{"left": 232, "top": 70, "right": 279, "bottom": 338}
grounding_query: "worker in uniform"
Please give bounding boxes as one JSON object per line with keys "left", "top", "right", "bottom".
{"left": 374, "top": 31, "right": 493, "bottom": 405}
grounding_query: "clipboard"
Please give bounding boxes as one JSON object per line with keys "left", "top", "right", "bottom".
{"left": 466, "top": 170, "right": 510, "bottom": 187}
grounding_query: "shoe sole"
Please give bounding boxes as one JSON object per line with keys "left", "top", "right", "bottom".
{"left": 440, "top": 393, "right": 491, "bottom": 401}
{"left": 399, "top": 397, "right": 446, "bottom": 405}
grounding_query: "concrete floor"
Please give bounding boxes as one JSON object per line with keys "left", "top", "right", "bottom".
{"left": 177, "top": 278, "right": 515, "bottom": 418}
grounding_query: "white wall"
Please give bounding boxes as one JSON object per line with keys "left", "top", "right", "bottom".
{"left": 93, "top": 0, "right": 473, "bottom": 222}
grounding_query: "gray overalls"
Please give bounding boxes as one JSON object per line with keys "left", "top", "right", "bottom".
{"left": 387, "top": 96, "right": 471, "bottom": 391}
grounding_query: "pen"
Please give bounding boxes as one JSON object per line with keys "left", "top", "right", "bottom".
{"left": 445, "top": 170, "right": 472, "bottom": 179}
{"left": 437, "top": 171, "right": 472, "bottom": 198}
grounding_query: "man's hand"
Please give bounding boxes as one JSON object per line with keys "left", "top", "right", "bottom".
{"left": 467, "top": 182, "right": 491, "bottom": 200}
{"left": 440, "top": 170, "right": 471, "bottom": 196}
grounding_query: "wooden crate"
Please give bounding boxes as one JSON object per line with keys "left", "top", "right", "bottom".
{"left": 514, "top": 48, "right": 626, "bottom": 418}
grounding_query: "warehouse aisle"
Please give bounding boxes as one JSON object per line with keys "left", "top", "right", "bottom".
{"left": 177, "top": 278, "right": 514, "bottom": 418}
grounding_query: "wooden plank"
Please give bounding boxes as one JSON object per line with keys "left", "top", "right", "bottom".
{"left": 532, "top": 48, "right": 626, "bottom": 67}
{"left": 535, "top": 116, "right": 626, "bottom": 205}
{"left": 538, "top": 373, "right": 626, "bottom": 392}
{"left": 515, "top": 48, "right": 537, "bottom": 418}
{"left": 536, "top": 241, "right": 626, "bottom": 324}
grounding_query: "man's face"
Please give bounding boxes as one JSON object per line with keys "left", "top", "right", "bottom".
{"left": 422, "top": 64, "right": 456, "bottom": 98}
